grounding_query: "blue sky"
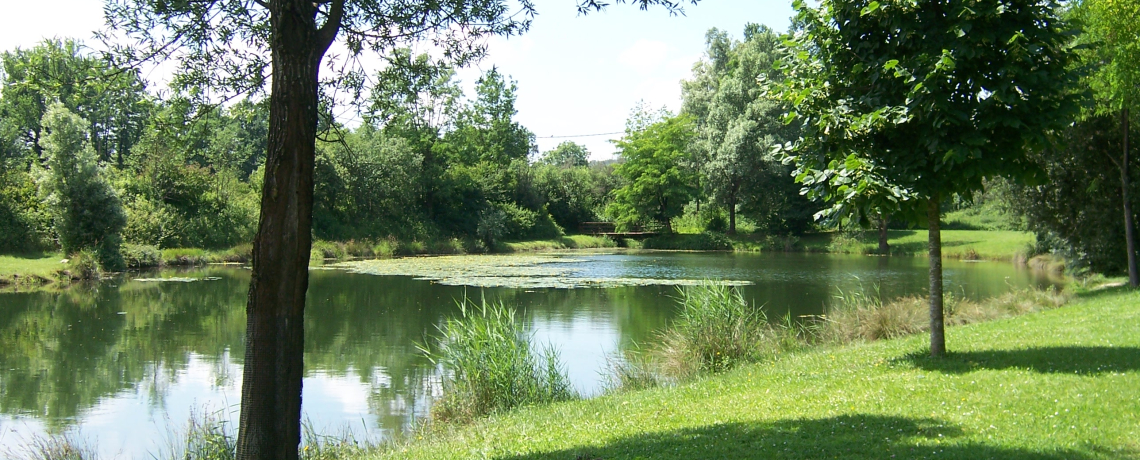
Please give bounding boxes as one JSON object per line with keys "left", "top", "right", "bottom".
{"left": 0, "top": 0, "right": 795, "bottom": 160}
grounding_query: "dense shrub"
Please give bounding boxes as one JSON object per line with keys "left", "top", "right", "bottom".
{"left": 641, "top": 232, "right": 732, "bottom": 250}
{"left": 121, "top": 243, "right": 162, "bottom": 268}
{"left": 0, "top": 168, "right": 50, "bottom": 253}
{"left": 1014, "top": 115, "right": 1140, "bottom": 275}
{"left": 67, "top": 249, "right": 102, "bottom": 280}
{"left": 37, "top": 104, "right": 126, "bottom": 270}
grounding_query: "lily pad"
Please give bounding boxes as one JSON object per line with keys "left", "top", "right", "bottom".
{"left": 133, "top": 277, "right": 222, "bottom": 283}
{"left": 336, "top": 254, "right": 752, "bottom": 289}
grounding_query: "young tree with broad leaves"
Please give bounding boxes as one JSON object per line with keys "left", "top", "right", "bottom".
{"left": 771, "top": 0, "right": 1078, "bottom": 357}
{"left": 607, "top": 111, "right": 697, "bottom": 233}
{"left": 1073, "top": 0, "right": 1140, "bottom": 287}
{"left": 101, "top": 0, "right": 699, "bottom": 458}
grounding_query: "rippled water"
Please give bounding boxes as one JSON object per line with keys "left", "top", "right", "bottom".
{"left": 0, "top": 251, "right": 1059, "bottom": 457}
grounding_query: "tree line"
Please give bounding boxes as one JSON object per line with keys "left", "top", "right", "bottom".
{"left": 1, "top": 0, "right": 1136, "bottom": 457}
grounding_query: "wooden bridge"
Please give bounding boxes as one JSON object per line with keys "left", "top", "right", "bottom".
{"left": 579, "top": 222, "right": 659, "bottom": 240}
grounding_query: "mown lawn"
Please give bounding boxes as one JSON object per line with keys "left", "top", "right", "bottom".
{"left": 0, "top": 252, "right": 65, "bottom": 281}
{"left": 382, "top": 287, "right": 1140, "bottom": 459}
{"left": 796, "top": 229, "right": 1036, "bottom": 260}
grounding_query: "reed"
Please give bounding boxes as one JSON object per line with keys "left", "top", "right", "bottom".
{"left": 422, "top": 296, "right": 576, "bottom": 422}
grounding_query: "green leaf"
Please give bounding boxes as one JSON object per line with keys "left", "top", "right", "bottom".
{"left": 860, "top": 1, "right": 881, "bottom": 16}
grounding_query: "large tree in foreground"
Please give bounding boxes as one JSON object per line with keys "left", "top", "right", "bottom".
{"left": 102, "top": 0, "right": 698, "bottom": 458}
{"left": 772, "top": 0, "right": 1078, "bottom": 357}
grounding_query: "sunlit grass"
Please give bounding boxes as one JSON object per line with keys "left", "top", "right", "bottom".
{"left": 0, "top": 253, "right": 66, "bottom": 282}
{"left": 795, "top": 229, "right": 1035, "bottom": 260}
{"left": 379, "top": 288, "right": 1140, "bottom": 459}
{"left": 500, "top": 235, "right": 617, "bottom": 252}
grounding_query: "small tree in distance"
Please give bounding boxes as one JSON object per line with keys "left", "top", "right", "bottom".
{"left": 772, "top": 0, "right": 1079, "bottom": 357}
{"left": 607, "top": 110, "right": 697, "bottom": 233}
{"left": 36, "top": 103, "right": 126, "bottom": 270}
{"left": 541, "top": 141, "right": 590, "bottom": 167}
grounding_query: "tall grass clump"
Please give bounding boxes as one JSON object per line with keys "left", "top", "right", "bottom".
{"left": 66, "top": 249, "right": 102, "bottom": 280}
{"left": 658, "top": 283, "right": 773, "bottom": 377}
{"left": 604, "top": 348, "right": 666, "bottom": 391}
{"left": 310, "top": 240, "right": 349, "bottom": 264}
{"left": 177, "top": 411, "right": 236, "bottom": 460}
{"left": 423, "top": 297, "right": 575, "bottom": 423}
{"left": 820, "top": 285, "right": 927, "bottom": 343}
{"left": 298, "top": 422, "right": 369, "bottom": 460}
{"left": 7, "top": 432, "right": 96, "bottom": 460}
{"left": 607, "top": 282, "right": 810, "bottom": 390}
{"left": 121, "top": 243, "right": 162, "bottom": 268}
{"left": 819, "top": 283, "right": 1070, "bottom": 343}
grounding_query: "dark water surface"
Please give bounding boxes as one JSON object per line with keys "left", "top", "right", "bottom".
{"left": 0, "top": 251, "right": 1058, "bottom": 457}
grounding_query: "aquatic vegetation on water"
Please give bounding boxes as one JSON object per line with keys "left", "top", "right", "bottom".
{"left": 338, "top": 254, "right": 754, "bottom": 289}
{"left": 132, "top": 274, "right": 222, "bottom": 282}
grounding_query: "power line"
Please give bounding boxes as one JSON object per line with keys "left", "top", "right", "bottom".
{"left": 538, "top": 131, "right": 624, "bottom": 139}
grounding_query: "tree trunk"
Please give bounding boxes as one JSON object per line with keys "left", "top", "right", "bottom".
{"left": 928, "top": 197, "right": 945, "bottom": 357}
{"left": 728, "top": 195, "right": 737, "bottom": 235}
{"left": 1123, "top": 107, "right": 1138, "bottom": 288}
{"left": 878, "top": 212, "right": 890, "bottom": 255}
{"left": 236, "top": 1, "right": 339, "bottom": 459}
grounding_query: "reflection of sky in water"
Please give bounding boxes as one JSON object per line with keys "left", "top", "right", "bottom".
{"left": 0, "top": 252, "right": 1061, "bottom": 457}
{"left": 529, "top": 313, "right": 619, "bottom": 397}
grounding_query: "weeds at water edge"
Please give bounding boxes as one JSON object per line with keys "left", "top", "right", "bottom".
{"left": 420, "top": 296, "right": 576, "bottom": 423}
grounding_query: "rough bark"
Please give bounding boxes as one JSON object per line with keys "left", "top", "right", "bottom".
{"left": 236, "top": 1, "right": 341, "bottom": 459}
{"left": 1123, "top": 107, "right": 1138, "bottom": 288}
{"left": 928, "top": 197, "right": 945, "bottom": 357}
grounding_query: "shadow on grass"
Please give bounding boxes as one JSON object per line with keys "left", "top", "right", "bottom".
{"left": 498, "top": 414, "right": 1094, "bottom": 460}
{"left": 1074, "top": 284, "right": 1137, "bottom": 301}
{"left": 898, "top": 346, "right": 1140, "bottom": 375}
{"left": 1, "top": 250, "right": 52, "bottom": 260}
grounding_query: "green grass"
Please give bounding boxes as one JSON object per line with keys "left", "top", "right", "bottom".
{"left": 794, "top": 229, "right": 1035, "bottom": 260}
{"left": 0, "top": 253, "right": 66, "bottom": 285}
{"left": 379, "top": 287, "right": 1140, "bottom": 459}
{"left": 499, "top": 235, "right": 617, "bottom": 252}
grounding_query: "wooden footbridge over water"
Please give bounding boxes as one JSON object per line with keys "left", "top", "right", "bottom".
{"left": 578, "top": 222, "right": 658, "bottom": 240}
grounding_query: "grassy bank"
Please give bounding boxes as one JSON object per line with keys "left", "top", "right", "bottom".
{"left": 0, "top": 253, "right": 67, "bottom": 286}
{"left": 732, "top": 229, "right": 1036, "bottom": 261}
{"left": 382, "top": 287, "right": 1139, "bottom": 459}
{"left": 498, "top": 235, "right": 617, "bottom": 253}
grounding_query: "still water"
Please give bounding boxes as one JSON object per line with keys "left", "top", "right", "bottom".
{"left": 0, "top": 251, "right": 1058, "bottom": 457}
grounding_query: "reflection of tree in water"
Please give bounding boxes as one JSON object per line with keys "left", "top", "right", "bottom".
{"left": 0, "top": 266, "right": 719, "bottom": 434}
{"left": 0, "top": 269, "right": 248, "bottom": 426}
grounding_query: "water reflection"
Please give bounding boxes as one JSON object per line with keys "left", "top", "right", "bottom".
{"left": 0, "top": 252, "right": 1058, "bottom": 458}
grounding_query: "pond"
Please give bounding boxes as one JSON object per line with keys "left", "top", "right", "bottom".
{"left": 0, "top": 251, "right": 1059, "bottom": 458}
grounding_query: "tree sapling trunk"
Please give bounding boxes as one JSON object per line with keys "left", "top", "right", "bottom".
{"left": 928, "top": 197, "right": 945, "bottom": 357}
{"left": 1123, "top": 107, "right": 1138, "bottom": 288}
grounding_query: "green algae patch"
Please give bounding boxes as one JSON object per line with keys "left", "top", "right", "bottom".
{"left": 337, "top": 254, "right": 753, "bottom": 289}
{"left": 132, "top": 276, "right": 223, "bottom": 283}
